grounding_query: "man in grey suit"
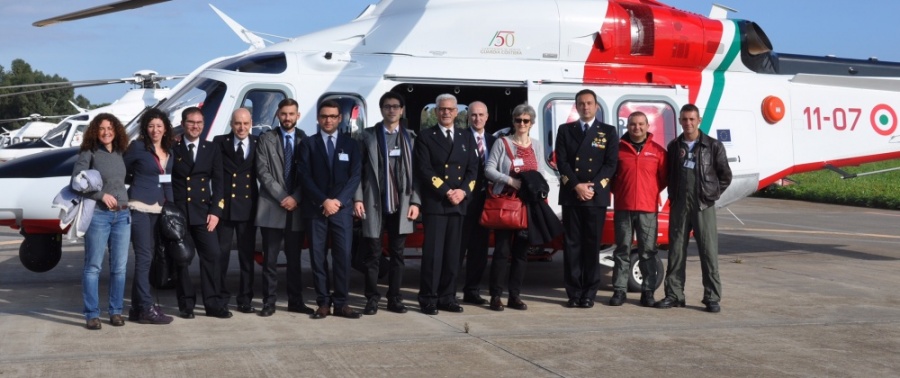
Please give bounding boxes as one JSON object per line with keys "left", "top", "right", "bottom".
{"left": 353, "top": 92, "right": 420, "bottom": 315}
{"left": 254, "top": 98, "right": 312, "bottom": 317}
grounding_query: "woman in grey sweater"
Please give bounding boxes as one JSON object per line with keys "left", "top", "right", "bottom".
{"left": 72, "top": 113, "right": 131, "bottom": 330}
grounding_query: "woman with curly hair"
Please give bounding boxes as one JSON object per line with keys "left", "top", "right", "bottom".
{"left": 73, "top": 113, "right": 131, "bottom": 330}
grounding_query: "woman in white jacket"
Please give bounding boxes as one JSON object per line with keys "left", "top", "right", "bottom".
{"left": 484, "top": 104, "right": 544, "bottom": 311}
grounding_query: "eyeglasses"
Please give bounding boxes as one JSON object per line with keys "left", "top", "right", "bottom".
{"left": 437, "top": 107, "right": 456, "bottom": 113}
{"left": 514, "top": 118, "right": 532, "bottom": 125}
{"left": 318, "top": 114, "right": 340, "bottom": 120}
{"left": 381, "top": 104, "right": 402, "bottom": 110}
{"left": 183, "top": 120, "right": 203, "bottom": 126}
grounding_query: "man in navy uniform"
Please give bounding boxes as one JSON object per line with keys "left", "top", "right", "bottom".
{"left": 555, "top": 89, "right": 619, "bottom": 309}
{"left": 171, "top": 107, "right": 231, "bottom": 319}
{"left": 414, "top": 93, "right": 479, "bottom": 315}
{"left": 213, "top": 108, "right": 258, "bottom": 314}
{"left": 298, "top": 99, "right": 363, "bottom": 319}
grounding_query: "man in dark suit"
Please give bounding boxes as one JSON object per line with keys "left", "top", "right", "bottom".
{"left": 459, "top": 100, "right": 495, "bottom": 306}
{"left": 298, "top": 99, "right": 362, "bottom": 320}
{"left": 171, "top": 107, "right": 231, "bottom": 319}
{"left": 213, "top": 108, "right": 258, "bottom": 314}
{"left": 254, "top": 98, "right": 312, "bottom": 317}
{"left": 555, "top": 89, "right": 619, "bottom": 309}
{"left": 353, "top": 92, "right": 420, "bottom": 315}
{"left": 414, "top": 93, "right": 479, "bottom": 315}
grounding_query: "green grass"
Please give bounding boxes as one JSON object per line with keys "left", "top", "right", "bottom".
{"left": 754, "top": 159, "right": 900, "bottom": 210}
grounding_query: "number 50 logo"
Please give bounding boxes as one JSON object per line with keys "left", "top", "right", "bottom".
{"left": 489, "top": 31, "right": 516, "bottom": 47}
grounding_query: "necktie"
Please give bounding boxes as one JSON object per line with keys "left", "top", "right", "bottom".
{"left": 187, "top": 143, "right": 195, "bottom": 163}
{"left": 477, "top": 135, "right": 485, "bottom": 162}
{"left": 326, "top": 135, "right": 335, "bottom": 169}
{"left": 283, "top": 135, "right": 293, "bottom": 184}
{"left": 236, "top": 141, "right": 245, "bottom": 164}
{"left": 445, "top": 129, "right": 453, "bottom": 144}
{"left": 582, "top": 122, "right": 588, "bottom": 133}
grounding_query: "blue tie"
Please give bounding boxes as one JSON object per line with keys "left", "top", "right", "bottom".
{"left": 326, "top": 135, "right": 335, "bottom": 169}
{"left": 283, "top": 134, "right": 293, "bottom": 184}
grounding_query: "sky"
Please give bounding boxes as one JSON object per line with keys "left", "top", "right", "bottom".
{"left": 1, "top": 0, "right": 898, "bottom": 107}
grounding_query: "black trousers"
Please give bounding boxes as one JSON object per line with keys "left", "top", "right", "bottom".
{"left": 260, "top": 218, "right": 305, "bottom": 307}
{"left": 419, "top": 213, "right": 463, "bottom": 307}
{"left": 561, "top": 206, "right": 606, "bottom": 301}
{"left": 489, "top": 229, "right": 529, "bottom": 298}
{"left": 364, "top": 212, "right": 406, "bottom": 301}
{"left": 176, "top": 224, "right": 224, "bottom": 312}
{"left": 217, "top": 219, "right": 256, "bottom": 307}
{"left": 306, "top": 212, "right": 354, "bottom": 308}
{"left": 460, "top": 191, "right": 490, "bottom": 297}
{"left": 129, "top": 211, "right": 159, "bottom": 311}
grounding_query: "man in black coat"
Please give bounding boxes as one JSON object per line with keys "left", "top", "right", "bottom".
{"left": 213, "top": 108, "right": 258, "bottom": 314}
{"left": 171, "top": 107, "right": 231, "bottom": 319}
{"left": 459, "top": 100, "right": 495, "bottom": 306}
{"left": 414, "top": 93, "right": 479, "bottom": 315}
{"left": 554, "top": 89, "right": 619, "bottom": 309}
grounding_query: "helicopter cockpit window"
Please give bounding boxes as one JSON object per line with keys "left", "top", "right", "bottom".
{"left": 419, "top": 103, "right": 469, "bottom": 130}
{"left": 616, "top": 100, "right": 676, "bottom": 147}
{"left": 239, "top": 90, "right": 286, "bottom": 137}
{"left": 210, "top": 52, "right": 287, "bottom": 74}
{"left": 317, "top": 94, "right": 367, "bottom": 136}
{"left": 41, "top": 121, "right": 72, "bottom": 148}
{"left": 70, "top": 123, "right": 88, "bottom": 147}
{"left": 135, "top": 78, "right": 227, "bottom": 140}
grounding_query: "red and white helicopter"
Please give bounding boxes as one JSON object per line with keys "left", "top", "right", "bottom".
{"left": 2, "top": 0, "right": 898, "bottom": 291}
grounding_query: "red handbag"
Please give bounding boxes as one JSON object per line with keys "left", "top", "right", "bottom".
{"left": 479, "top": 138, "right": 528, "bottom": 230}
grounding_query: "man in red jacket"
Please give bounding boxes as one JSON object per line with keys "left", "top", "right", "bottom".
{"left": 609, "top": 111, "right": 667, "bottom": 307}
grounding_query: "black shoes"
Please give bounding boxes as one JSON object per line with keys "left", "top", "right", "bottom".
{"left": 462, "top": 293, "right": 488, "bottom": 305}
{"left": 236, "top": 304, "right": 256, "bottom": 314}
{"left": 334, "top": 305, "right": 362, "bottom": 319}
{"left": 702, "top": 299, "right": 721, "bottom": 313}
{"left": 438, "top": 303, "right": 464, "bottom": 313}
{"left": 387, "top": 299, "right": 408, "bottom": 314}
{"left": 363, "top": 298, "right": 379, "bottom": 316}
{"left": 579, "top": 298, "right": 594, "bottom": 308}
{"left": 206, "top": 307, "right": 233, "bottom": 319}
{"left": 608, "top": 291, "right": 626, "bottom": 306}
{"left": 258, "top": 304, "right": 275, "bottom": 317}
{"left": 109, "top": 314, "right": 125, "bottom": 327}
{"left": 489, "top": 296, "right": 504, "bottom": 312}
{"left": 566, "top": 298, "right": 579, "bottom": 308}
{"left": 86, "top": 318, "right": 101, "bottom": 330}
{"left": 654, "top": 297, "right": 686, "bottom": 309}
{"left": 640, "top": 291, "right": 656, "bottom": 307}
{"left": 420, "top": 304, "right": 439, "bottom": 315}
{"left": 508, "top": 297, "right": 527, "bottom": 311}
{"left": 179, "top": 310, "right": 195, "bottom": 319}
{"left": 287, "top": 303, "right": 315, "bottom": 315}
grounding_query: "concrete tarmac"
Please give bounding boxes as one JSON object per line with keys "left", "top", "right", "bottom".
{"left": 1, "top": 197, "right": 898, "bottom": 377}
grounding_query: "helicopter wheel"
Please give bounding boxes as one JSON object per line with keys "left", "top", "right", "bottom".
{"left": 19, "top": 231, "right": 62, "bottom": 273}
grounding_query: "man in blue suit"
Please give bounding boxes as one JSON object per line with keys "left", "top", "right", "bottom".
{"left": 298, "top": 99, "right": 363, "bottom": 319}
{"left": 459, "top": 101, "right": 496, "bottom": 306}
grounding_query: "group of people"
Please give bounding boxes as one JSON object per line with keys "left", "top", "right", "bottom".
{"left": 73, "top": 88, "right": 731, "bottom": 330}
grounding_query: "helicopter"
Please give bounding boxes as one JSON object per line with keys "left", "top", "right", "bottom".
{"left": 0, "top": 114, "right": 69, "bottom": 149}
{"left": 1, "top": 0, "right": 898, "bottom": 294}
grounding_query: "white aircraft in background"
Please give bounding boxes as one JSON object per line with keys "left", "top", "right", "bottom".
{"left": 0, "top": 114, "right": 68, "bottom": 148}
{"left": 0, "top": 70, "right": 181, "bottom": 163}
{"left": 1, "top": 1, "right": 898, "bottom": 294}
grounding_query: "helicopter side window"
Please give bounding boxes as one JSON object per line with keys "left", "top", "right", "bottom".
{"left": 317, "top": 93, "right": 367, "bottom": 137}
{"left": 41, "top": 121, "right": 72, "bottom": 148}
{"left": 239, "top": 90, "right": 287, "bottom": 137}
{"left": 616, "top": 100, "right": 676, "bottom": 147}
{"left": 541, "top": 98, "right": 605, "bottom": 171}
{"left": 419, "top": 103, "right": 469, "bottom": 130}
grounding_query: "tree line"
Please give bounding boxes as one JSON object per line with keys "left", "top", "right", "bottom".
{"left": 0, "top": 59, "right": 95, "bottom": 129}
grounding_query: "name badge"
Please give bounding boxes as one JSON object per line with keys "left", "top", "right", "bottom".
{"left": 513, "top": 158, "right": 524, "bottom": 166}
{"left": 683, "top": 161, "right": 695, "bottom": 169}
{"left": 339, "top": 153, "right": 349, "bottom": 161}
{"left": 159, "top": 174, "right": 172, "bottom": 183}
{"left": 389, "top": 148, "right": 401, "bottom": 157}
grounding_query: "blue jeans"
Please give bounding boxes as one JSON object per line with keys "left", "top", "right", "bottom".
{"left": 82, "top": 208, "right": 131, "bottom": 320}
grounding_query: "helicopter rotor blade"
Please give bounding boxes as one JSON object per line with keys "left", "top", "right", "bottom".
{"left": 33, "top": 0, "right": 171, "bottom": 27}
